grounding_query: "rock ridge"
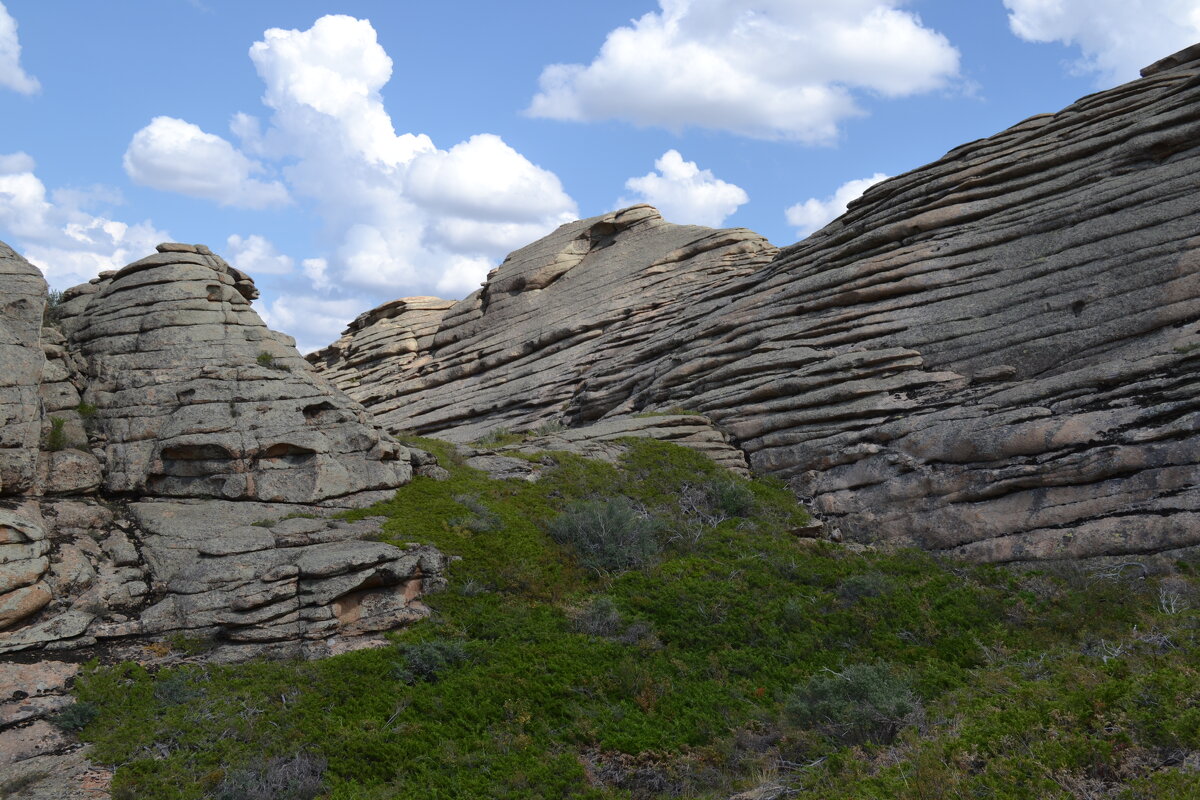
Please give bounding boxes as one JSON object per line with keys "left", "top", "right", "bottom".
{"left": 312, "top": 45, "right": 1200, "bottom": 563}
{"left": 0, "top": 242, "right": 445, "bottom": 660}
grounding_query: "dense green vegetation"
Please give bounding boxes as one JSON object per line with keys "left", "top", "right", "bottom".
{"left": 67, "top": 439, "right": 1200, "bottom": 799}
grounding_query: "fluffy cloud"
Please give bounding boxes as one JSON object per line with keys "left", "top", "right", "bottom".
{"left": 225, "top": 234, "right": 294, "bottom": 275}
{"left": 124, "top": 117, "right": 290, "bottom": 209}
{"left": 527, "top": 0, "right": 960, "bottom": 142}
{"left": 620, "top": 150, "right": 749, "bottom": 227}
{"left": 785, "top": 172, "right": 889, "bottom": 237}
{"left": 1004, "top": 0, "right": 1200, "bottom": 85}
{"left": 137, "top": 15, "right": 575, "bottom": 306}
{"left": 0, "top": 2, "right": 38, "bottom": 95}
{"left": 0, "top": 152, "right": 169, "bottom": 288}
{"left": 255, "top": 294, "right": 369, "bottom": 355}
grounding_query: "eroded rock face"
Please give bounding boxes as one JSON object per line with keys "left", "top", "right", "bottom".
{"left": 64, "top": 245, "right": 410, "bottom": 505}
{"left": 309, "top": 205, "right": 780, "bottom": 442}
{"left": 0, "top": 243, "right": 47, "bottom": 495}
{"left": 0, "top": 243, "right": 443, "bottom": 659}
{"left": 313, "top": 47, "right": 1200, "bottom": 563}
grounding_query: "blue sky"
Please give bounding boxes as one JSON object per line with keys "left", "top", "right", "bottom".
{"left": 2, "top": 0, "right": 1199, "bottom": 352}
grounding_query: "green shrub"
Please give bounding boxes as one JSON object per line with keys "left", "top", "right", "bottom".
{"left": 52, "top": 700, "right": 99, "bottom": 731}
{"left": 153, "top": 669, "right": 206, "bottom": 705}
{"left": 390, "top": 640, "right": 471, "bottom": 684}
{"left": 704, "top": 475, "right": 756, "bottom": 518}
{"left": 256, "top": 351, "right": 275, "bottom": 367}
{"left": 45, "top": 416, "right": 67, "bottom": 451}
{"left": 43, "top": 289, "right": 66, "bottom": 326}
{"left": 449, "top": 494, "right": 502, "bottom": 533}
{"left": 573, "top": 595, "right": 624, "bottom": 637}
{"left": 546, "top": 497, "right": 661, "bottom": 573}
{"left": 214, "top": 752, "right": 326, "bottom": 800}
{"left": 787, "top": 663, "right": 920, "bottom": 745}
{"left": 838, "top": 571, "right": 894, "bottom": 602}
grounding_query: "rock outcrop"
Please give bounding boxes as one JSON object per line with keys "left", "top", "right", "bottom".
{"left": 0, "top": 242, "right": 47, "bottom": 496}
{"left": 312, "top": 45, "right": 1200, "bottom": 563}
{"left": 0, "top": 243, "right": 445, "bottom": 659}
{"left": 310, "top": 205, "right": 780, "bottom": 441}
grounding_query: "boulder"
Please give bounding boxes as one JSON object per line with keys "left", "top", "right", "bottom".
{"left": 64, "top": 244, "right": 411, "bottom": 505}
{"left": 0, "top": 241, "right": 446, "bottom": 660}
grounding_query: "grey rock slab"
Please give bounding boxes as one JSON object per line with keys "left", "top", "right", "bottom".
{"left": 65, "top": 247, "right": 411, "bottom": 504}
{"left": 309, "top": 58, "right": 1200, "bottom": 562}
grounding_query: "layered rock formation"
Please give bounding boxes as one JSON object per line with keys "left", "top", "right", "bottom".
{"left": 311, "top": 204, "right": 780, "bottom": 440}
{"left": 313, "top": 46, "right": 1200, "bottom": 563}
{"left": 0, "top": 243, "right": 445, "bottom": 659}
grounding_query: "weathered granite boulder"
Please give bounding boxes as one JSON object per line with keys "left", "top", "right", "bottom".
{"left": 510, "top": 414, "right": 749, "bottom": 476}
{"left": 313, "top": 45, "right": 1200, "bottom": 563}
{"left": 0, "top": 242, "right": 47, "bottom": 496}
{"left": 63, "top": 244, "right": 410, "bottom": 506}
{"left": 0, "top": 243, "right": 444, "bottom": 658}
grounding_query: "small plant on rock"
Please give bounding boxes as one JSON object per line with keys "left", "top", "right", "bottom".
{"left": 45, "top": 416, "right": 68, "bottom": 451}
{"left": 43, "top": 289, "right": 66, "bottom": 326}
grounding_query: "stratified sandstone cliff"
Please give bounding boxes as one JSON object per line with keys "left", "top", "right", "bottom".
{"left": 313, "top": 45, "right": 1200, "bottom": 563}
{"left": 0, "top": 243, "right": 444, "bottom": 658}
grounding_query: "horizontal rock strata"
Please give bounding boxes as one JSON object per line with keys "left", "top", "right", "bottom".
{"left": 510, "top": 414, "right": 749, "bottom": 476}
{"left": 313, "top": 46, "right": 1200, "bottom": 562}
{"left": 310, "top": 205, "right": 780, "bottom": 443}
{"left": 0, "top": 243, "right": 442, "bottom": 659}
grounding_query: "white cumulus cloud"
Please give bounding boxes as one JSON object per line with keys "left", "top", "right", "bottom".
{"left": 0, "top": 152, "right": 169, "bottom": 288}
{"left": 619, "top": 150, "right": 749, "bottom": 227}
{"left": 0, "top": 2, "right": 39, "bottom": 95}
{"left": 785, "top": 172, "right": 889, "bottom": 237}
{"left": 255, "top": 294, "right": 370, "bottom": 355}
{"left": 1004, "top": 0, "right": 1200, "bottom": 85}
{"left": 121, "top": 14, "right": 582, "bottom": 353}
{"left": 225, "top": 234, "right": 294, "bottom": 275}
{"left": 124, "top": 116, "right": 290, "bottom": 209}
{"left": 139, "top": 14, "right": 575, "bottom": 304}
{"left": 527, "top": 0, "right": 961, "bottom": 142}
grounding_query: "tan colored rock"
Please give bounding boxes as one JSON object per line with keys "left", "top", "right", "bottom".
{"left": 36, "top": 449, "right": 103, "bottom": 495}
{"left": 0, "top": 583, "right": 51, "bottom": 629}
{"left": 0, "top": 719, "right": 69, "bottom": 766}
{"left": 0, "top": 750, "right": 113, "bottom": 800}
{"left": 309, "top": 205, "right": 779, "bottom": 443}
{"left": 510, "top": 414, "right": 750, "bottom": 475}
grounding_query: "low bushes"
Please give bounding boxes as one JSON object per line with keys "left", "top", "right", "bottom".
{"left": 546, "top": 497, "right": 661, "bottom": 574}
{"left": 213, "top": 752, "right": 326, "bottom": 800}
{"left": 787, "top": 663, "right": 921, "bottom": 746}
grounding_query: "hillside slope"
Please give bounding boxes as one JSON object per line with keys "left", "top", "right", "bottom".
{"left": 313, "top": 45, "right": 1200, "bottom": 563}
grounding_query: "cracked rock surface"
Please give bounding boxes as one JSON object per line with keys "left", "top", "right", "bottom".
{"left": 0, "top": 242, "right": 445, "bottom": 656}
{"left": 312, "top": 47, "right": 1200, "bottom": 563}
